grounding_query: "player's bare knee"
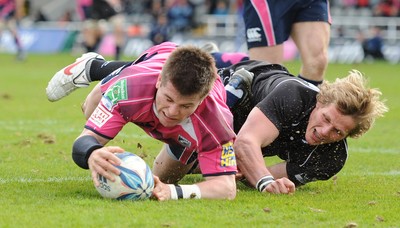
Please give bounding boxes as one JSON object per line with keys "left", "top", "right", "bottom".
{"left": 302, "top": 52, "right": 328, "bottom": 80}
{"left": 312, "top": 51, "right": 328, "bottom": 73}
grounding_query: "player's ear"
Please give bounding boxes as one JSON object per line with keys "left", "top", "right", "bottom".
{"left": 156, "top": 73, "right": 162, "bottom": 89}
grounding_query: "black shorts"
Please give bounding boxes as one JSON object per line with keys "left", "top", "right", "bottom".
{"left": 244, "top": 0, "right": 331, "bottom": 48}
{"left": 91, "top": 0, "right": 118, "bottom": 20}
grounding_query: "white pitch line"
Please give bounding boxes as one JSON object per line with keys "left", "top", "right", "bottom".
{"left": 1, "top": 170, "right": 399, "bottom": 185}
{"left": 0, "top": 176, "right": 91, "bottom": 184}
{"left": 350, "top": 147, "right": 399, "bottom": 154}
{"left": 342, "top": 170, "right": 400, "bottom": 176}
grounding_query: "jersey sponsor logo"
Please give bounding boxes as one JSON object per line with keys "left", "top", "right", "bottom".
{"left": 104, "top": 79, "right": 128, "bottom": 110}
{"left": 178, "top": 135, "right": 191, "bottom": 148}
{"left": 247, "top": 27, "right": 262, "bottom": 43}
{"left": 220, "top": 141, "right": 236, "bottom": 167}
{"left": 89, "top": 105, "right": 112, "bottom": 127}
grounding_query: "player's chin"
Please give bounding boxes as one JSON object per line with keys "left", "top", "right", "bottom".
{"left": 160, "top": 117, "right": 181, "bottom": 127}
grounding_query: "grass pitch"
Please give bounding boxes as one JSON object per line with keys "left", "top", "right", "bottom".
{"left": 0, "top": 53, "right": 399, "bottom": 227}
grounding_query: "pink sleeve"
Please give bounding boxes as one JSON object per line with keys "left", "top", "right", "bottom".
{"left": 198, "top": 141, "right": 237, "bottom": 176}
{"left": 85, "top": 103, "right": 127, "bottom": 139}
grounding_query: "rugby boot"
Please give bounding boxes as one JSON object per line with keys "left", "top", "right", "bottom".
{"left": 46, "top": 52, "right": 104, "bottom": 102}
{"left": 228, "top": 68, "right": 254, "bottom": 108}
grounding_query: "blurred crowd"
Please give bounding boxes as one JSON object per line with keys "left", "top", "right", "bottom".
{"left": 331, "top": 0, "right": 400, "bottom": 17}
{"left": 17, "top": 0, "right": 400, "bottom": 44}
{"left": 1, "top": 0, "right": 399, "bottom": 62}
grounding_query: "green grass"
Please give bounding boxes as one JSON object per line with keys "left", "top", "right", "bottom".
{"left": 0, "top": 53, "right": 399, "bottom": 227}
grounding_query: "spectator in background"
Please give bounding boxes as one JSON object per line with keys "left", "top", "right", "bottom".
{"left": 362, "top": 26, "right": 385, "bottom": 60}
{"left": 166, "top": 0, "right": 194, "bottom": 33}
{"left": 356, "top": 0, "right": 371, "bottom": 8}
{"left": 212, "top": 0, "right": 229, "bottom": 15}
{"left": 148, "top": 0, "right": 165, "bottom": 19}
{"left": 234, "top": 0, "right": 246, "bottom": 51}
{"left": 149, "top": 13, "right": 171, "bottom": 45}
{"left": 0, "top": 0, "right": 25, "bottom": 61}
{"left": 78, "top": 0, "right": 127, "bottom": 60}
{"left": 373, "top": 0, "right": 400, "bottom": 16}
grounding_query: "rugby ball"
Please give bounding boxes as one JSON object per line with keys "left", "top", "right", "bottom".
{"left": 95, "top": 152, "right": 154, "bottom": 200}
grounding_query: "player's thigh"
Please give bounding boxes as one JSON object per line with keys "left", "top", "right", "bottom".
{"left": 291, "top": 22, "right": 330, "bottom": 62}
{"left": 82, "top": 83, "right": 102, "bottom": 119}
{"left": 248, "top": 45, "right": 284, "bottom": 64}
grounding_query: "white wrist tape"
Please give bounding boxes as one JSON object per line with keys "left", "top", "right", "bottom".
{"left": 168, "top": 184, "right": 178, "bottom": 200}
{"left": 180, "top": 185, "right": 201, "bottom": 199}
{"left": 256, "top": 175, "right": 275, "bottom": 192}
{"left": 168, "top": 184, "right": 201, "bottom": 200}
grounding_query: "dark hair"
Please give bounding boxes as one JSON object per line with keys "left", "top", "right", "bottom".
{"left": 160, "top": 45, "right": 217, "bottom": 98}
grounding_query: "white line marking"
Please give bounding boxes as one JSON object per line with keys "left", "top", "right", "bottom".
{"left": 0, "top": 176, "right": 91, "bottom": 184}
{"left": 350, "top": 147, "right": 399, "bottom": 154}
{"left": 1, "top": 170, "right": 399, "bottom": 185}
{"left": 343, "top": 170, "right": 400, "bottom": 176}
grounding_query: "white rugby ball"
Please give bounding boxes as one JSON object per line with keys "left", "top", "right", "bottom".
{"left": 95, "top": 152, "right": 154, "bottom": 200}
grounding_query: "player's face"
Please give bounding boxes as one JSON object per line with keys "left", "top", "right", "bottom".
{"left": 306, "top": 102, "right": 356, "bottom": 145}
{"left": 155, "top": 80, "right": 203, "bottom": 127}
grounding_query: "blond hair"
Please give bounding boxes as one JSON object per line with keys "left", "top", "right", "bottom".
{"left": 317, "top": 70, "right": 388, "bottom": 138}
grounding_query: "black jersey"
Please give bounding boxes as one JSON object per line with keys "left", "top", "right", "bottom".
{"left": 222, "top": 60, "right": 348, "bottom": 186}
{"left": 254, "top": 70, "right": 348, "bottom": 186}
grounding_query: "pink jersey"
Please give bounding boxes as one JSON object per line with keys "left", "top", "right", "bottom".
{"left": 86, "top": 42, "right": 237, "bottom": 176}
{"left": 0, "top": 0, "right": 14, "bottom": 18}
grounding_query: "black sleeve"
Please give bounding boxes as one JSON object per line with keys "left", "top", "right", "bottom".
{"left": 256, "top": 82, "right": 308, "bottom": 131}
{"left": 286, "top": 140, "right": 348, "bottom": 186}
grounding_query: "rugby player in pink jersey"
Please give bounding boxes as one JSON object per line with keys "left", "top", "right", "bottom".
{"left": 46, "top": 42, "right": 238, "bottom": 201}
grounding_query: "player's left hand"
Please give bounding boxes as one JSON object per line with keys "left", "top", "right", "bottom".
{"left": 265, "top": 177, "right": 296, "bottom": 194}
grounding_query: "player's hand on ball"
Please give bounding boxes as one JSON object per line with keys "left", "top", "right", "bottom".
{"left": 265, "top": 177, "right": 295, "bottom": 194}
{"left": 88, "top": 146, "right": 125, "bottom": 186}
{"left": 151, "top": 175, "right": 170, "bottom": 201}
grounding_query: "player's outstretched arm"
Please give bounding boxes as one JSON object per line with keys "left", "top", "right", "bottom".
{"left": 235, "top": 108, "right": 295, "bottom": 194}
{"left": 196, "top": 174, "right": 236, "bottom": 199}
{"left": 151, "top": 174, "right": 236, "bottom": 201}
{"left": 151, "top": 143, "right": 237, "bottom": 201}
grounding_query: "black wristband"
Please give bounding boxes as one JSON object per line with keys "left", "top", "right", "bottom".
{"left": 175, "top": 185, "right": 183, "bottom": 199}
{"left": 72, "top": 135, "right": 103, "bottom": 169}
